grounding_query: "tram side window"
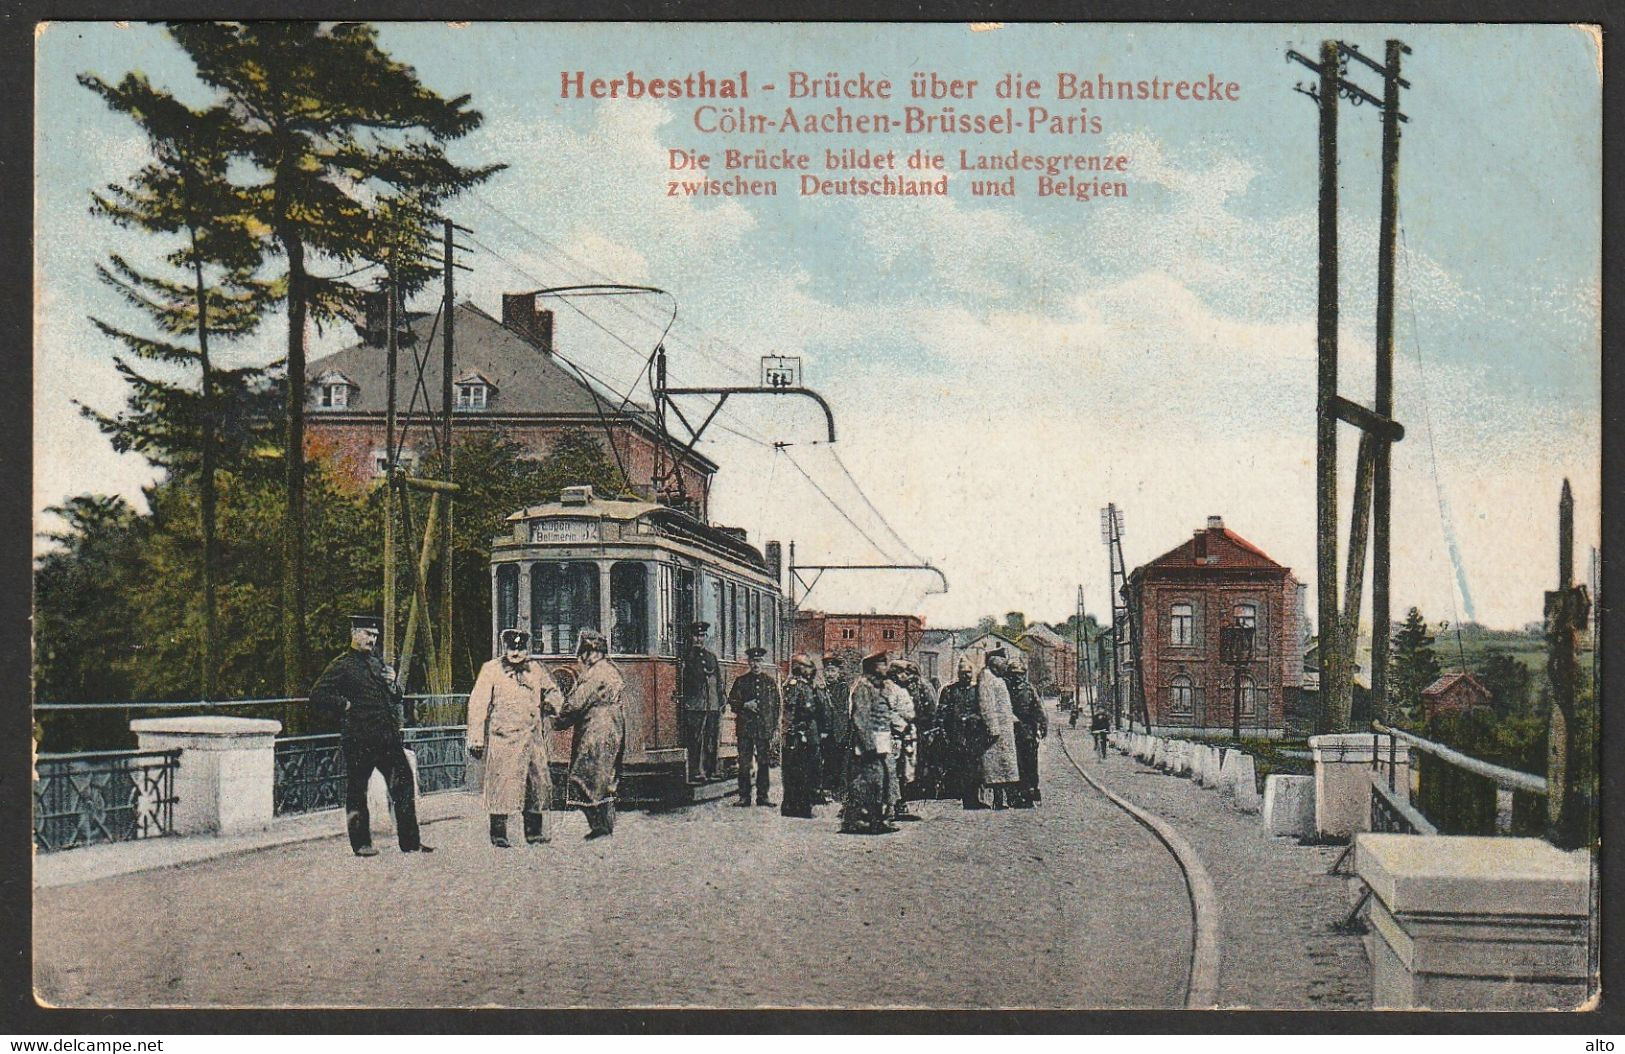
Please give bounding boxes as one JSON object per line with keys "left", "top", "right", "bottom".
{"left": 495, "top": 564, "right": 519, "bottom": 636}
{"left": 729, "top": 582, "right": 741, "bottom": 659}
{"left": 676, "top": 568, "right": 696, "bottom": 650}
{"left": 711, "top": 578, "right": 725, "bottom": 655}
{"left": 611, "top": 562, "right": 649, "bottom": 655}
{"left": 765, "top": 599, "right": 776, "bottom": 661}
{"left": 658, "top": 565, "right": 674, "bottom": 656}
{"left": 749, "top": 590, "right": 760, "bottom": 652}
{"left": 531, "top": 562, "right": 600, "bottom": 655}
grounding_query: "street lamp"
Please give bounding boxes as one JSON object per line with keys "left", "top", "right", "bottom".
{"left": 1220, "top": 622, "right": 1256, "bottom": 741}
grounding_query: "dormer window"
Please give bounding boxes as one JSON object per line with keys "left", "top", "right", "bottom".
{"left": 314, "top": 370, "right": 356, "bottom": 410}
{"left": 455, "top": 371, "right": 496, "bottom": 411}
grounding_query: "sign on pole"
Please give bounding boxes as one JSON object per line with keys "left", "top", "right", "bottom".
{"left": 762, "top": 355, "right": 801, "bottom": 389}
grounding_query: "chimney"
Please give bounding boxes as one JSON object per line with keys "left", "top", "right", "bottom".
{"left": 358, "top": 289, "right": 388, "bottom": 347}
{"left": 765, "top": 541, "right": 783, "bottom": 589}
{"left": 1207, "top": 515, "right": 1224, "bottom": 531}
{"left": 502, "top": 293, "right": 554, "bottom": 354}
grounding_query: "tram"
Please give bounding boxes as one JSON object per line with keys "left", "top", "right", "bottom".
{"left": 489, "top": 484, "right": 786, "bottom": 804}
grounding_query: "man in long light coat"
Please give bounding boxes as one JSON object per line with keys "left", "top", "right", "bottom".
{"left": 556, "top": 630, "right": 626, "bottom": 840}
{"left": 884, "top": 661, "right": 919, "bottom": 821}
{"left": 466, "top": 628, "right": 565, "bottom": 848}
{"left": 841, "top": 650, "right": 896, "bottom": 835}
{"left": 978, "top": 649, "right": 1022, "bottom": 808}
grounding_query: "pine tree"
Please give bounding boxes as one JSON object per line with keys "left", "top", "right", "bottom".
{"left": 1388, "top": 607, "right": 1442, "bottom": 724}
{"left": 79, "top": 72, "right": 278, "bottom": 701}
{"left": 166, "top": 21, "right": 502, "bottom": 692}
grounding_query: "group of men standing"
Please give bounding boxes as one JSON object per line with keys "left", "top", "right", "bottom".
{"left": 674, "top": 619, "right": 1050, "bottom": 834}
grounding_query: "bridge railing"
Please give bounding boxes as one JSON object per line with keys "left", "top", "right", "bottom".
{"left": 32, "top": 749, "right": 180, "bottom": 852}
{"left": 1369, "top": 720, "right": 1546, "bottom": 837}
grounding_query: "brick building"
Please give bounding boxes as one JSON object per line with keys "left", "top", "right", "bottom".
{"left": 304, "top": 292, "right": 717, "bottom": 516}
{"left": 1420, "top": 672, "right": 1492, "bottom": 720}
{"left": 793, "top": 611, "right": 925, "bottom": 666}
{"left": 1127, "top": 516, "right": 1301, "bottom": 738}
{"left": 1018, "top": 623, "right": 1078, "bottom": 697}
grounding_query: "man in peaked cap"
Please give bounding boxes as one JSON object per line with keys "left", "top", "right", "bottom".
{"left": 977, "top": 648, "right": 1022, "bottom": 809}
{"left": 677, "top": 621, "right": 725, "bottom": 783}
{"left": 728, "top": 646, "right": 783, "bottom": 806}
{"left": 840, "top": 649, "right": 897, "bottom": 834}
{"left": 467, "top": 628, "right": 564, "bottom": 848}
{"left": 310, "top": 614, "right": 432, "bottom": 856}
{"left": 818, "top": 654, "right": 853, "bottom": 800}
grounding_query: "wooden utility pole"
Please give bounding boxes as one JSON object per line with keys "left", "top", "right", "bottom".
{"left": 1545, "top": 479, "right": 1590, "bottom": 849}
{"left": 439, "top": 218, "right": 456, "bottom": 693}
{"left": 1314, "top": 38, "right": 1344, "bottom": 735}
{"left": 1291, "top": 39, "right": 1409, "bottom": 732}
{"left": 383, "top": 266, "right": 399, "bottom": 668}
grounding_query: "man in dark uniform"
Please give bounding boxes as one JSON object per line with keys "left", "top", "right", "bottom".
{"left": 677, "top": 621, "right": 725, "bottom": 783}
{"left": 904, "top": 660, "right": 945, "bottom": 799}
{"left": 1090, "top": 706, "right": 1112, "bottom": 760}
{"left": 1004, "top": 655, "right": 1048, "bottom": 808}
{"left": 779, "top": 653, "right": 825, "bottom": 818}
{"left": 309, "top": 615, "right": 432, "bottom": 857}
{"left": 937, "top": 657, "right": 985, "bottom": 809}
{"left": 819, "top": 655, "right": 852, "bottom": 798}
{"left": 728, "top": 646, "right": 783, "bottom": 806}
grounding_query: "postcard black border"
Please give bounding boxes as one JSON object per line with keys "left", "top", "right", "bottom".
{"left": 1, "top": 0, "right": 1620, "bottom": 1037}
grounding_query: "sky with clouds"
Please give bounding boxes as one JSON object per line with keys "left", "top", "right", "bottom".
{"left": 35, "top": 22, "right": 1600, "bottom": 632}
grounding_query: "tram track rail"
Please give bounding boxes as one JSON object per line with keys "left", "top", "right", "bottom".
{"left": 1055, "top": 722, "right": 1221, "bottom": 1009}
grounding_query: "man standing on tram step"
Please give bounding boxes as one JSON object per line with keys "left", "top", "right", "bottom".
{"left": 309, "top": 615, "right": 432, "bottom": 856}
{"left": 978, "top": 648, "right": 1023, "bottom": 810}
{"left": 556, "top": 630, "right": 626, "bottom": 839}
{"left": 819, "top": 654, "right": 852, "bottom": 799}
{"left": 1004, "top": 654, "right": 1047, "bottom": 808}
{"left": 779, "top": 653, "right": 825, "bottom": 818}
{"left": 841, "top": 650, "right": 897, "bottom": 835}
{"left": 466, "top": 629, "right": 564, "bottom": 848}
{"left": 728, "top": 646, "right": 782, "bottom": 807}
{"left": 677, "top": 621, "right": 726, "bottom": 783}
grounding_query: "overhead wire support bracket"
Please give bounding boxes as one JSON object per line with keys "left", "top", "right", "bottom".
{"left": 659, "top": 386, "right": 838, "bottom": 444}
{"left": 788, "top": 563, "right": 949, "bottom": 598}
{"left": 1286, "top": 49, "right": 1409, "bottom": 121}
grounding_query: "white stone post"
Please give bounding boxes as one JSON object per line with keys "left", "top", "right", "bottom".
{"left": 1262, "top": 775, "right": 1316, "bottom": 837}
{"left": 130, "top": 717, "right": 282, "bottom": 837}
{"left": 1355, "top": 834, "right": 1592, "bottom": 1010}
{"left": 1310, "top": 733, "right": 1411, "bottom": 839}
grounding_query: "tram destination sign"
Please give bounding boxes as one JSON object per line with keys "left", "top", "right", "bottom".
{"left": 530, "top": 519, "right": 600, "bottom": 544}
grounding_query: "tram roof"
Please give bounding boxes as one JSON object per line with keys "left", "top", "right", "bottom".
{"left": 505, "top": 497, "right": 770, "bottom": 573}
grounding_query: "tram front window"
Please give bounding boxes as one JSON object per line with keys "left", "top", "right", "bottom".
{"left": 611, "top": 562, "right": 649, "bottom": 654}
{"left": 531, "top": 561, "right": 599, "bottom": 655}
{"left": 495, "top": 564, "right": 519, "bottom": 635}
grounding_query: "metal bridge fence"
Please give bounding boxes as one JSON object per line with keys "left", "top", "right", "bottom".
{"left": 1369, "top": 721, "right": 1546, "bottom": 837}
{"left": 272, "top": 724, "right": 470, "bottom": 816}
{"left": 33, "top": 749, "right": 180, "bottom": 852}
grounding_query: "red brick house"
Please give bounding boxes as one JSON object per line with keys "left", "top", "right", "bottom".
{"left": 793, "top": 611, "right": 925, "bottom": 665}
{"left": 1420, "top": 672, "right": 1492, "bottom": 720}
{"left": 304, "top": 292, "right": 717, "bottom": 517}
{"left": 1127, "top": 516, "right": 1302, "bottom": 738}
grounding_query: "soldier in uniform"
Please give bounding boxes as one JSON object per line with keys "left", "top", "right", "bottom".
{"left": 978, "top": 648, "right": 1022, "bottom": 809}
{"left": 677, "top": 621, "right": 726, "bottom": 783}
{"left": 819, "top": 655, "right": 852, "bottom": 798}
{"left": 779, "top": 653, "right": 825, "bottom": 818}
{"left": 884, "top": 661, "right": 919, "bottom": 821}
{"left": 937, "top": 657, "right": 985, "bottom": 808}
{"left": 728, "top": 646, "right": 782, "bottom": 807}
{"left": 1004, "top": 654, "right": 1048, "bottom": 808}
{"left": 466, "top": 629, "right": 564, "bottom": 848}
{"left": 841, "top": 650, "right": 897, "bottom": 835}
{"left": 556, "top": 630, "right": 626, "bottom": 839}
{"left": 904, "top": 660, "right": 944, "bottom": 799}
{"left": 309, "top": 615, "right": 432, "bottom": 856}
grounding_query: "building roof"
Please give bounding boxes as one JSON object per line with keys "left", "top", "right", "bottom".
{"left": 1137, "top": 518, "right": 1288, "bottom": 575}
{"left": 960, "top": 629, "right": 1030, "bottom": 652}
{"left": 1422, "top": 671, "right": 1491, "bottom": 699}
{"left": 1020, "top": 624, "right": 1070, "bottom": 648}
{"left": 309, "top": 301, "right": 608, "bottom": 415}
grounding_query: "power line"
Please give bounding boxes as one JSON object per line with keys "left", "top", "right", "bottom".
{"left": 826, "top": 445, "right": 925, "bottom": 564}
{"left": 781, "top": 446, "right": 895, "bottom": 562}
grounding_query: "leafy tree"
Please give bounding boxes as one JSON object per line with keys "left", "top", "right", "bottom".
{"left": 1003, "top": 611, "right": 1027, "bottom": 637}
{"left": 1388, "top": 607, "right": 1442, "bottom": 724}
{"left": 1477, "top": 651, "right": 1533, "bottom": 717}
{"left": 166, "top": 21, "right": 502, "bottom": 692}
{"left": 79, "top": 71, "right": 278, "bottom": 700}
{"left": 33, "top": 496, "right": 145, "bottom": 707}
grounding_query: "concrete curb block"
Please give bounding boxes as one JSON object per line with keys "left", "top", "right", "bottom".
{"left": 1057, "top": 727, "right": 1222, "bottom": 1009}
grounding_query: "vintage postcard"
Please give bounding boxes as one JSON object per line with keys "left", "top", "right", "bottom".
{"left": 30, "top": 21, "right": 1601, "bottom": 1014}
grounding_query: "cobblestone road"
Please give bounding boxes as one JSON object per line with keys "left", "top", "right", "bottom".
{"left": 1056, "top": 725, "right": 1372, "bottom": 1010}
{"left": 36, "top": 720, "right": 1191, "bottom": 1010}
